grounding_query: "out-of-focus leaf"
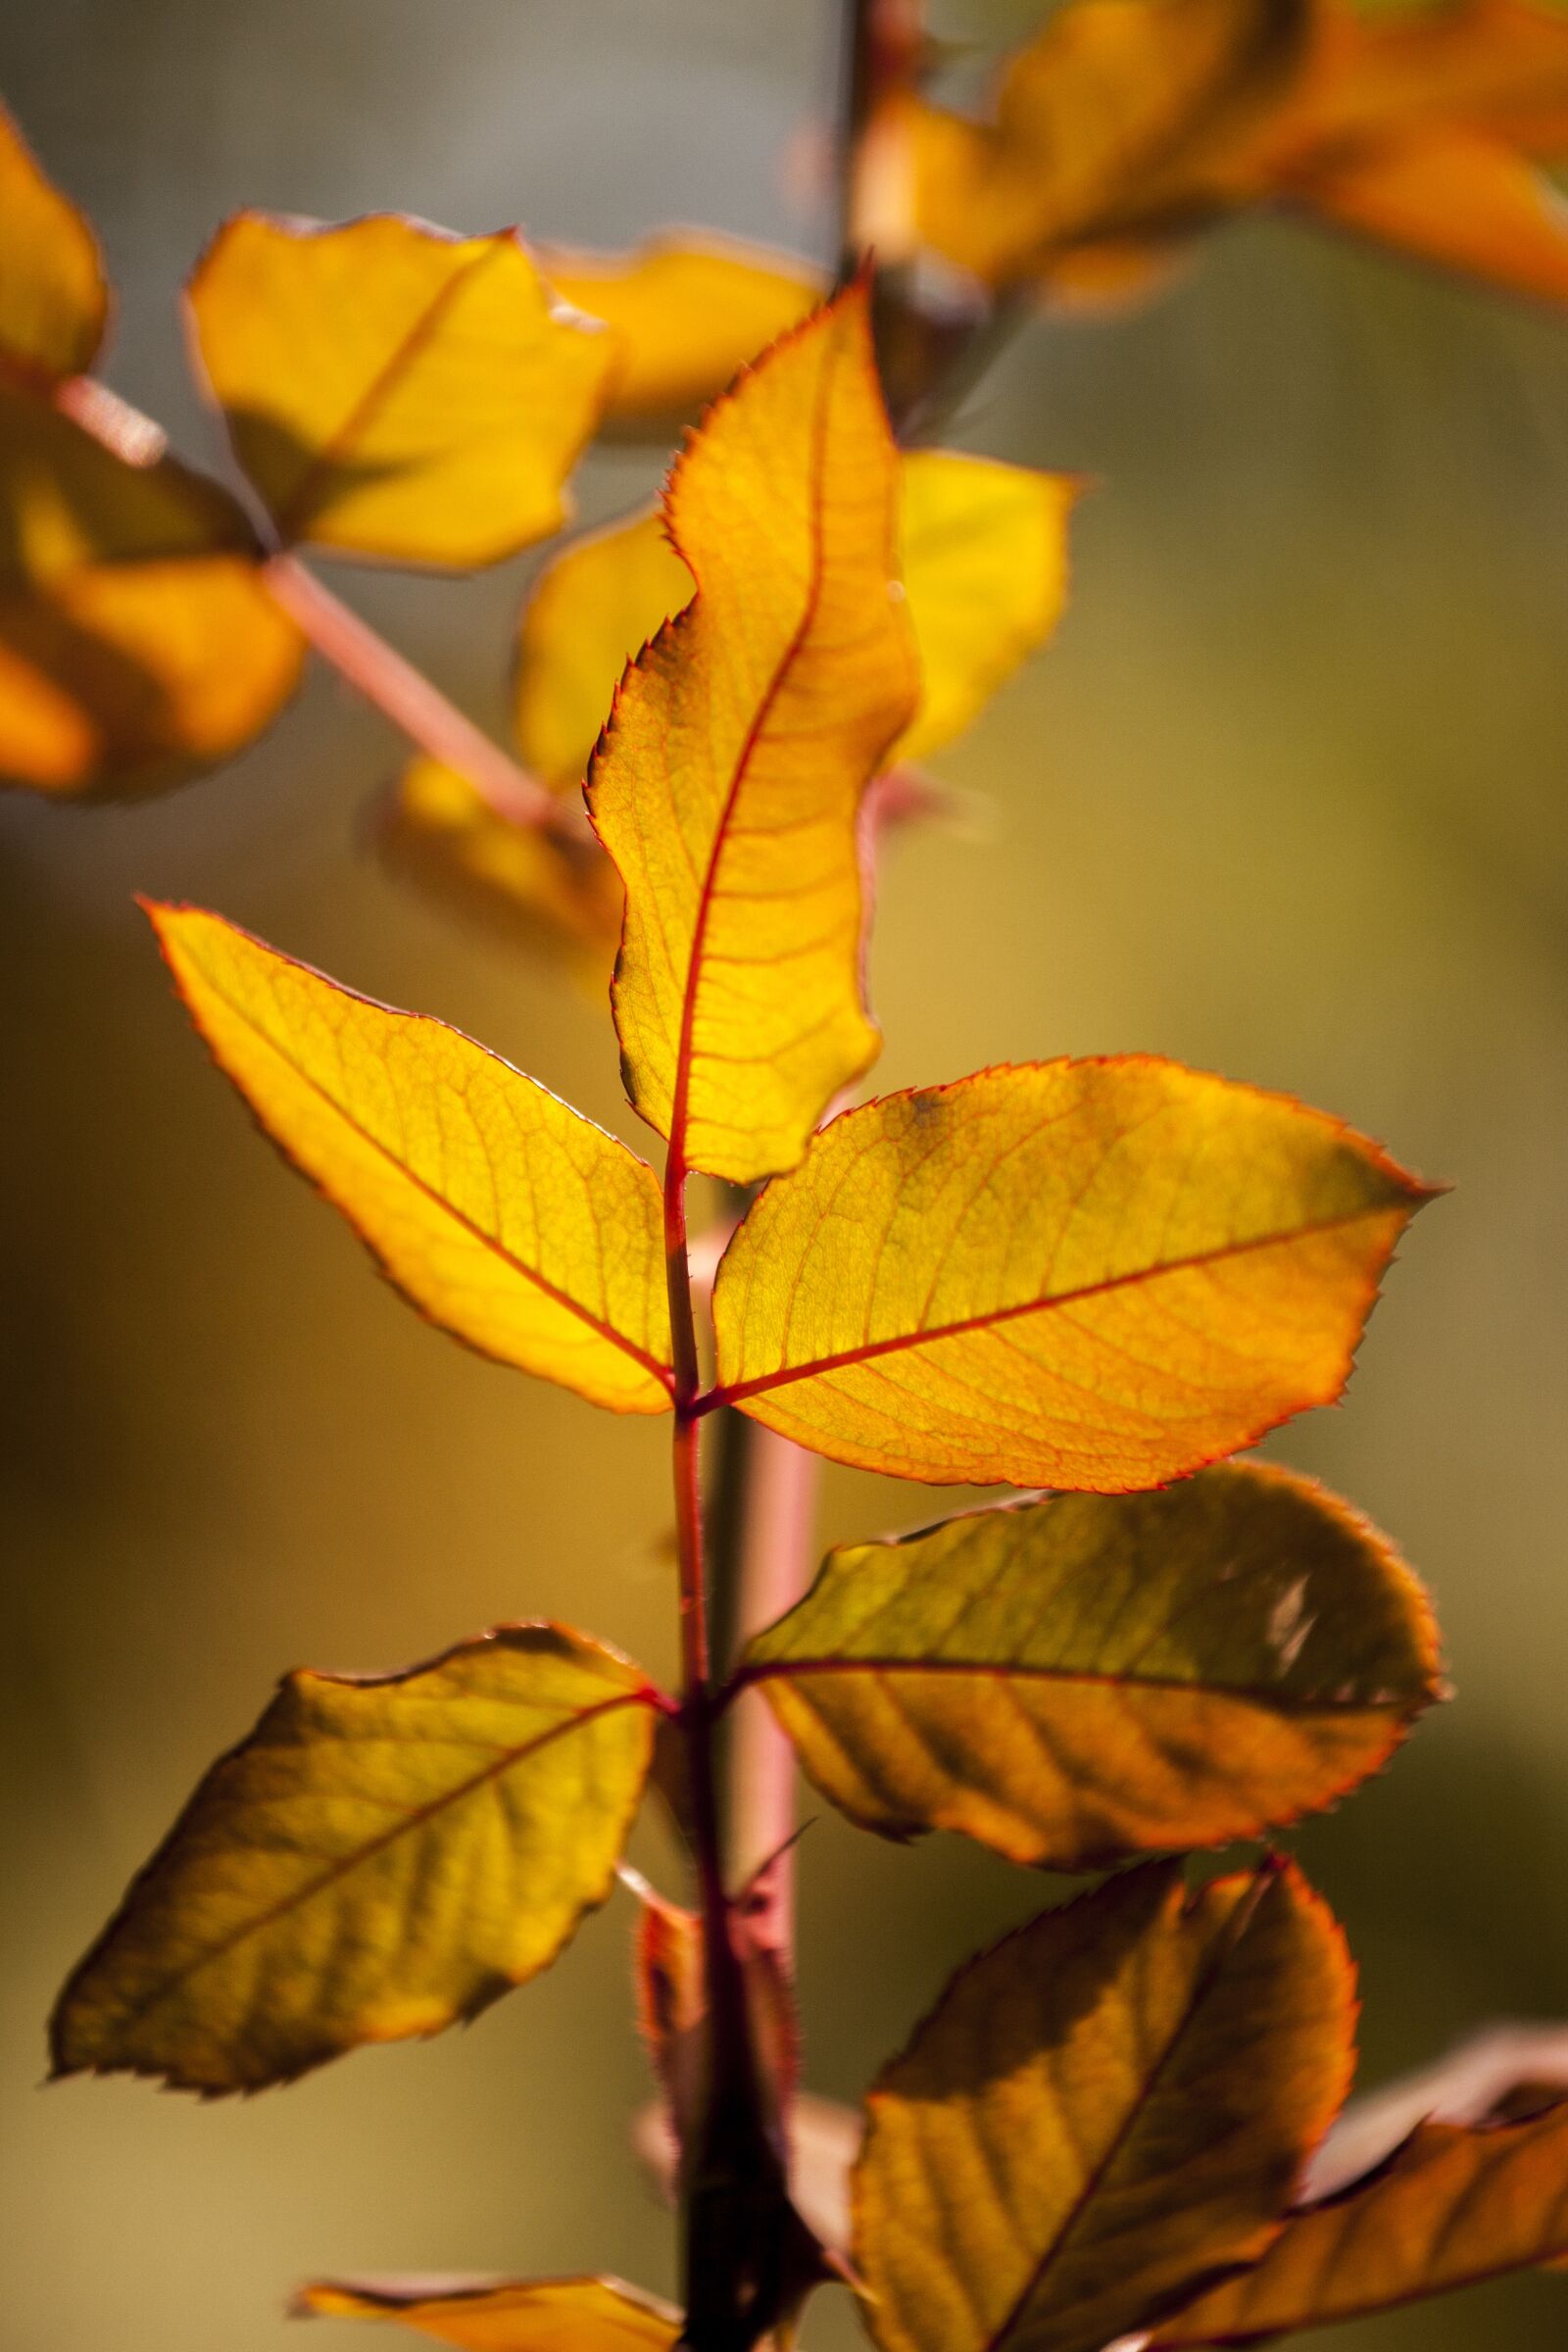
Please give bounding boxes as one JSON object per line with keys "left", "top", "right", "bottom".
{"left": 710, "top": 1057, "right": 1433, "bottom": 1489}
{"left": 298, "top": 2275, "right": 680, "bottom": 2352}
{"left": 0, "top": 100, "right": 109, "bottom": 380}
{"left": 906, "top": 0, "right": 1311, "bottom": 286}
{"left": 50, "top": 1626, "right": 661, "bottom": 2094}
{"left": 587, "top": 284, "right": 918, "bottom": 1185}
{"left": 146, "top": 904, "right": 672, "bottom": 1411}
{"left": 740, "top": 1462, "right": 1442, "bottom": 1867}
{"left": 514, "top": 510, "right": 693, "bottom": 788}
{"left": 538, "top": 233, "right": 823, "bottom": 418}
{"left": 1306, "top": 2022, "right": 1568, "bottom": 2199}
{"left": 0, "top": 384, "right": 302, "bottom": 795}
{"left": 1287, "top": 0, "right": 1568, "bottom": 157}
{"left": 1288, "top": 127, "right": 1568, "bottom": 301}
{"left": 381, "top": 757, "right": 622, "bottom": 972}
{"left": 896, "top": 451, "right": 1078, "bottom": 761}
{"left": 853, "top": 1859, "right": 1356, "bottom": 2352}
{"left": 1150, "top": 2099, "right": 1568, "bottom": 2343}
{"left": 186, "top": 213, "right": 614, "bottom": 566}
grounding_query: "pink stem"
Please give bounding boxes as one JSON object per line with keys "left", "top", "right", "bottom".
{"left": 263, "top": 553, "right": 574, "bottom": 837}
{"left": 727, "top": 1428, "right": 822, "bottom": 1949}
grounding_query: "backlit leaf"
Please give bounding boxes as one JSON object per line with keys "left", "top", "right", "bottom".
{"left": 853, "top": 1859, "right": 1356, "bottom": 2352}
{"left": 1151, "top": 2099, "right": 1568, "bottom": 2342}
{"left": 0, "top": 100, "right": 108, "bottom": 380}
{"left": 382, "top": 757, "right": 623, "bottom": 971}
{"left": 710, "top": 1058, "right": 1433, "bottom": 1489}
{"left": 906, "top": 0, "right": 1311, "bottom": 286}
{"left": 587, "top": 284, "right": 919, "bottom": 1185}
{"left": 538, "top": 232, "right": 823, "bottom": 418}
{"left": 0, "top": 383, "right": 303, "bottom": 795}
{"left": 147, "top": 904, "right": 672, "bottom": 1412}
{"left": 298, "top": 2276, "right": 680, "bottom": 2352}
{"left": 1289, "top": 128, "right": 1568, "bottom": 303}
{"left": 741, "top": 1462, "right": 1442, "bottom": 1867}
{"left": 50, "top": 1626, "right": 661, "bottom": 2093}
{"left": 1291, "top": 0, "right": 1568, "bottom": 157}
{"left": 186, "top": 213, "right": 614, "bottom": 566}
{"left": 515, "top": 509, "right": 693, "bottom": 789}
{"left": 896, "top": 451, "right": 1078, "bottom": 762}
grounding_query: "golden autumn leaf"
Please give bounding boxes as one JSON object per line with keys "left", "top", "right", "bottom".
{"left": 1285, "top": 126, "right": 1568, "bottom": 302}
{"left": 906, "top": 0, "right": 1311, "bottom": 287}
{"left": 297, "top": 2276, "right": 680, "bottom": 2352}
{"left": 1284, "top": 0, "right": 1568, "bottom": 157}
{"left": 1151, "top": 2098, "right": 1568, "bottom": 2342}
{"left": 50, "top": 1626, "right": 661, "bottom": 2094}
{"left": 538, "top": 232, "right": 823, "bottom": 418}
{"left": 853, "top": 1859, "right": 1356, "bottom": 2352}
{"left": 0, "top": 100, "right": 108, "bottom": 381}
{"left": 739, "top": 1462, "right": 1442, "bottom": 1868}
{"left": 381, "top": 757, "right": 623, "bottom": 972}
{"left": 146, "top": 904, "right": 672, "bottom": 1412}
{"left": 708, "top": 1057, "right": 1434, "bottom": 1490}
{"left": 587, "top": 283, "right": 919, "bottom": 1185}
{"left": 514, "top": 508, "right": 694, "bottom": 789}
{"left": 186, "top": 212, "right": 615, "bottom": 566}
{"left": 0, "top": 383, "right": 303, "bottom": 795}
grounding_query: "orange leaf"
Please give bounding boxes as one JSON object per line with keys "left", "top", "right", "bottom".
{"left": 514, "top": 509, "right": 694, "bottom": 789}
{"left": 1289, "top": 127, "right": 1568, "bottom": 304}
{"left": 298, "top": 2276, "right": 679, "bottom": 2352}
{"left": 852, "top": 1859, "right": 1357, "bottom": 2352}
{"left": 1151, "top": 2099, "right": 1568, "bottom": 2342}
{"left": 0, "top": 100, "right": 108, "bottom": 381}
{"left": 709, "top": 1057, "right": 1434, "bottom": 1489}
{"left": 380, "top": 758, "right": 623, "bottom": 975}
{"left": 0, "top": 383, "right": 302, "bottom": 796}
{"left": 1290, "top": 0, "right": 1568, "bottom": 160}
{"left": 587, "top": 284, "right": 919, "bottom": 1185}
{"left": 186, "top": 213, "right": 614, "bottom": 566}
{"left": 538, "top": 232, "right": 823, "bottom": 418}
{"left": 147, "top": 904, "right": 672, "bottom": 1412}
{"left": 740, "top": 1462, "right": 1443, "bottom": 1867}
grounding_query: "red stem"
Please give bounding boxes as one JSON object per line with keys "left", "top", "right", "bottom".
{"left": 262, "top": 553, "right": 574, "bottom": 838}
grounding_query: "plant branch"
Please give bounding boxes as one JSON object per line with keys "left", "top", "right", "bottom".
{"left": 261, "top": 554, "right": 574, "bottom": 837}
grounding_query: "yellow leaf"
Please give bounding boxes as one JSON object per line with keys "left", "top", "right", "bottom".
{"left": 0, "top": 100, "right": 108, "bottom": 380}
{"left": 186, "top": 213, "right": 615, "bottom": 566}
{"left": 147, "top": 904, "right": 672, "bottom": 1412}
{"left": 907, "top": 0, "right": 1312, "bottom": 287}
{"left": 538, "top": 232, "right": 824, "bottom": 417}
{"left": 709, "top": 1057, "right": 1434, "bottom": 1489}
{"left": 896, "top": 451, "right": 1079, "bottom": 761}
{"left": 587, "top": 284, "right": 919, "bottom": 1185}
{"left": 853, "top": 1859, "right": 1357, "bottom": 2352}
{"left": 514, "top": 509, "right": 694, "bottom": 789}
{"left": 382, "top": 757, "right": 623, "bottom": 973}
{"left": 741, "top": 1462, "right": 1443, "bottom": 1867}
{"left": 1152, "top": 2097, "right": 1568, "bottom": 2342}
{"left": 50, "top": 1626, "right": 661, "bottom": 2093}
{"left": 1289, "top": 126, "right": 1568, "bottom": 303}
{"left": 299, "top": 2275, "right": 679, "bottom": 2352}
{"left": 0, "top": 383, "right": 303, "bottom": 796}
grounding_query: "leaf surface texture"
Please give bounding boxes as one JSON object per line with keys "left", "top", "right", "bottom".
{"left": 743, "top": 1462, "right": 1441, "bottom": 1865}
{"left": 710, "top": 1058, "right": 1431, "bottom": 1488}
{"left": 51, "top": 1627, "right": 659, "bottom": 2092}
{"left": 148, "top": 905, "right": 672, "bottom": 1411}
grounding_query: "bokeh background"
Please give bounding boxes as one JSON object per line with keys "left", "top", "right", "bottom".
{"left": 3, "top": 3, "right": 1567, "bottom": 2348}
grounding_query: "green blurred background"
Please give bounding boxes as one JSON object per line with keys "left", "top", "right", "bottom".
{"left": 3, "top": 3, "right": 1567, "bottom": 2348}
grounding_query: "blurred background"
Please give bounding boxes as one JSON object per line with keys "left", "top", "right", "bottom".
{"left": 2, "top": 2, "right": 1567, "bottom": 2348}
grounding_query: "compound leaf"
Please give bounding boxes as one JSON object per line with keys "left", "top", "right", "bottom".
{"left": 147, "top": 904, "right": 672, "bottom": 1412}
{"left": 0, "top": 99, "right": 108, "bottom": 380}
{"left": 710, "top": 1057, "right": 1433, "bottom": 1489}
{"left": 0, "top": 383, "right": 302, "bottom": 795}
{"left": 50, "top": 1626, "right": 661, "bottom": 2094}
{"left": 297, "top": 2277, "right": 680, "bottom": 2352}
{"left": 539, "top": 232, "right": 823, "bottom": 418}
{"left": 587, "top": 283, "right": 918, "bottom": 1185}
{"left": 741, "top": 1462, "right": 1442, "bottom": 1867}
{"left": 186, "top": 213, "right": 614, "bottom": 566}
{"left": 1151, "top": 2099, "right": 1568, "bottom": 2342}
{"left": 853, "top": 1859, "right": 1356, "bottom": 2352}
